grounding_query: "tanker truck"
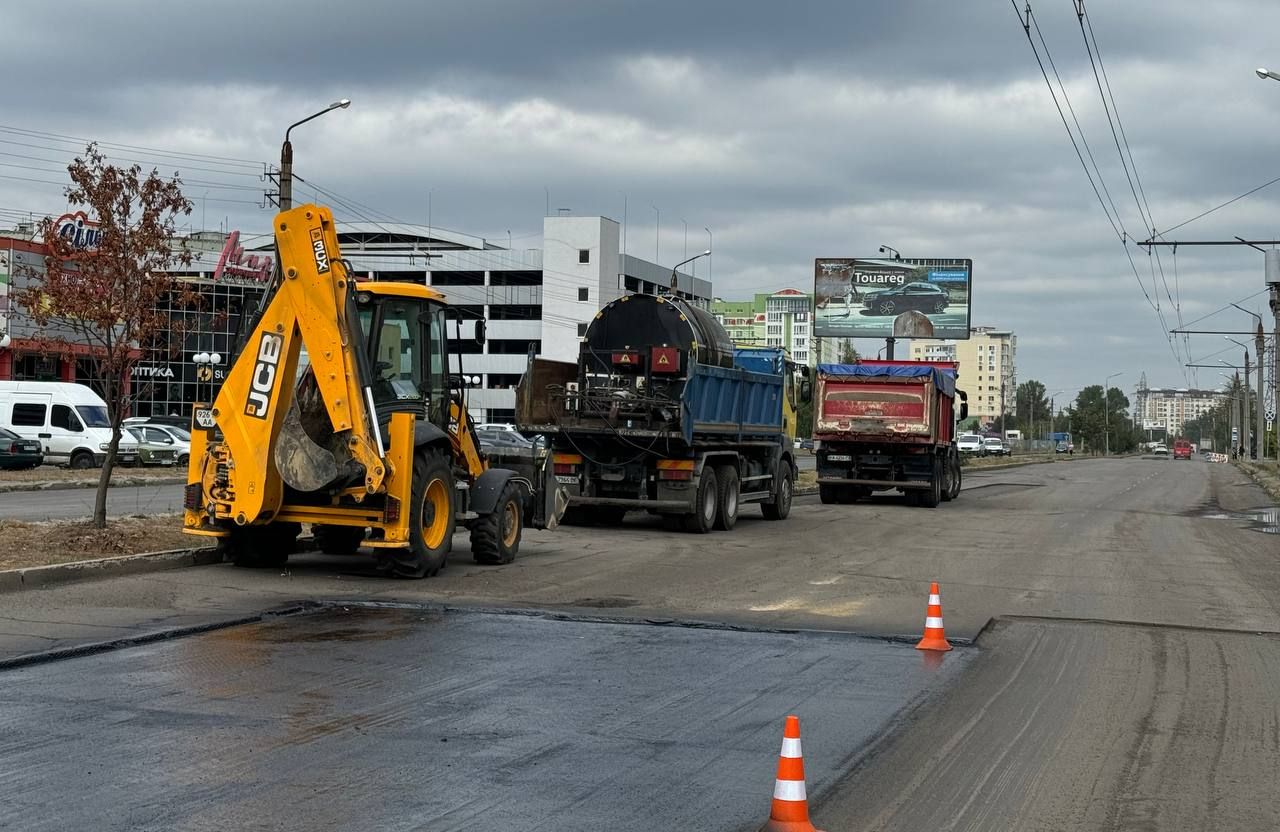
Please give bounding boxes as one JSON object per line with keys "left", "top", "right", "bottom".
{"left": 516, "top": 293, "right": 808, "bottom": 532}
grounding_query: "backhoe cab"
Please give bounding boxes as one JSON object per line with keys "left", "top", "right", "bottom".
{"left": 183, "top": 204, "right": 565, "bottom": 577}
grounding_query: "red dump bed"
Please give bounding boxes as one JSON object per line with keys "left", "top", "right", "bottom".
{"left": 815, "top": 360, "right": 957, "bottom": 445}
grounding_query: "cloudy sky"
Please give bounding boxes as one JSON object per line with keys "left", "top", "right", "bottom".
{"left": 5, "top": 0, "right": 1280, "bottom": 399}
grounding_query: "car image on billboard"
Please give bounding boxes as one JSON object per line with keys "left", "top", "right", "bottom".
{"left": 813, "top": 257, "right": 972, "bottom": 340}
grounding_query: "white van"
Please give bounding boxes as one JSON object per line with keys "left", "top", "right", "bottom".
{"left": 0, "top": 381, "right": 139, "bottom": 468}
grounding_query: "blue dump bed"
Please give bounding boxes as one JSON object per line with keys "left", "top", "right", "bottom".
{"left": 680, "top": 348, "right": 786, "bottom": 444}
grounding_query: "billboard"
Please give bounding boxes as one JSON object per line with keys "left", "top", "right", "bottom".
{"left": 814, "top": 257, "right": 972, "bottom": 340}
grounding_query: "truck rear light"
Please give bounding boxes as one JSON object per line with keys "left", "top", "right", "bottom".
{"left": 656, "top": 459, "right": 695, "bottom": 481}
{"left": 384, "top": 496, "right": 401, "bottom": 524}
{"left": 183, "top": 483, "right": 203, "bottom": 511}
{"left": 553, "top": 452, "right": 582, "bottom": 476}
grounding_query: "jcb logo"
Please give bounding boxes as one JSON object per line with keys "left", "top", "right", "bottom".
{"left": 244, "top": 332, "right": 284, "bottom": 419}
{"left": 310, "top": 228, "right": 329, "bottom": 274}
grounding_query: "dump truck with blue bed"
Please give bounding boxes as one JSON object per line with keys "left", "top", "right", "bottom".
{"left": 516, "top": 293, "right": 809, "bottom": 532}
{"left": 813, "top": 360, "right": 967, "bottom": 507}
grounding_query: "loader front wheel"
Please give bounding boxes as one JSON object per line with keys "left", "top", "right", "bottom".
{"left": 471, "top": 481, "right": 523, "bottom": 565}
{"left": 385, "top": 449, "right": 454, "bottom": 578}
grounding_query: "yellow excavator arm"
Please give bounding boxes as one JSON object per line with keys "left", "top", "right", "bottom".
{"left": 192, "top": 205, "right": 387, "bottom": 527}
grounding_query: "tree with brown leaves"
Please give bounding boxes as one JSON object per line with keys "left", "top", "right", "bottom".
{"left": 14, "top": 144, "right": 193, "bottom": 528}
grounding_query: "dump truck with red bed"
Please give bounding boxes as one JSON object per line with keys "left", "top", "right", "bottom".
{"left": 813, "top": 360, "right": 967, "bottom": 507}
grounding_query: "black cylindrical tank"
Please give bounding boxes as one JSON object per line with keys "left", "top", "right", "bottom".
{"left": 582, "top": 293, "right": 734, "bottom": 368}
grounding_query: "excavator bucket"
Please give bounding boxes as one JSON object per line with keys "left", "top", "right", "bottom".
{"left": 274, "top": 396, "right": 341, "bottom": 492}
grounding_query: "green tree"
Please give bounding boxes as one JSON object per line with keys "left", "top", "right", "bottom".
{"left": 1014, "top": 379, "right": 1051, "bottom": 437}
{"left": 1071, "top": 384, "right": 1133, "bottom": 454}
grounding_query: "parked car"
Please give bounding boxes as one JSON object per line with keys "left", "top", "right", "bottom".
{"left": 958, "top": 434, "right": 984, "bottom": 455}
{"left": 800, "top": 438, "right": 814, "bottom": 451}
{"left": 123, "top": 414, "right": 190, "bottom": 429}
{"left": 0, "top": 426, "right": 44, "bottom": 470}
{"left": 1152, "top": 444, "right": 1169, "bottom": 456}
{"left": 862, "top": 282, "right": 950, "bottom": 316}
{"left": 1173, "top": 439, "right": 1193, "bottom": 460}
{"left": 125, "top": 425, "right": 180, "bottom": 466}
{"left": 982, "top": 437, "right": 1010, "bottom": 457}
{"left": 475, "top": 422, "right": 518, "bottom": 433}
{"left": 1055, "top": 441, "right": 1074, "bottom": 455}
{"left": 0, "top": 381, "right": 138, "bottom": 468}
{"left": 127, "top": 423, "right": 192, "bottom": 465}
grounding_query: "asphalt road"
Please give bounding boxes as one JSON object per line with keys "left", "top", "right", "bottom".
{"left": 2, "top": 456, "right": 1278, "bottom": 830}
{"left": 0, "top": 606, "right": 967, "bottom": 832}
{"left": 0, "top": 482, "right": 185, "bottom": 520}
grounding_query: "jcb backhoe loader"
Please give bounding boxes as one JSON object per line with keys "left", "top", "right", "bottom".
{"left": 182, "top": 204, "right": 565, "bottom": 577}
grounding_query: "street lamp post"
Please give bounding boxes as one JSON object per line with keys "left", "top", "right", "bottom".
{"left": 668, "top": 250, "right": 712, "bottom": 295}
{"left": 280, "top": 99, "right": 351, "bottom": 211}
{"left": 1229, "top": 305, "right": 1266, "bottom": 459}
{"left": 1103, "top": 371, "right": 1124, "bottom": 456}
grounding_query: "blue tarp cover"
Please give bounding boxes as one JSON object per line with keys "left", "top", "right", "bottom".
{"left": 817, "top": 363, "right": 956, "bottom": 397}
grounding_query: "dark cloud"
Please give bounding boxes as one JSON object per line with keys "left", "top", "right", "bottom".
{"left": 4, "top": 0, "right": 1280, "bottom": 395}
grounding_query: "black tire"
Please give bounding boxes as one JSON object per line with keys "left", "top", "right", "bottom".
{"left": 683, "top": 467, "right": 718, "bottom": 533}
{"left": 713, "top": 463, "right": 740, "bottom": 531}
{"left": 942, "top": 452, "right": 961, "bottom": 501}
{"left": 819, "top": 483, "right": 839, "bottom": 505}
{"left": 70, "top": 451, "right": 95, "bottom": 470}
{"left": 845, "top": 486, "right": 871, "bottom": 503}
{"left": 177, "top": 454, "right": 189, "bottom": 467}
{"left": 384, "top": 448, "right": 454, "bottom": 578}
{"left": 224, "top": 522, "right": 299, "bottom": 568}
{"left": 761, "top": 464, "right": 793, "bottom": 520}
{"left": 918, "top": 457, "right": 942, "bottom": 508}
{"left": 471, "top": 481, "right": 523, "bottom": 565}
{"left": 313, "top": 524, "right": 366, "bottom": 555}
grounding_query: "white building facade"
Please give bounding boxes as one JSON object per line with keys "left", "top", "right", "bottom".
{"left": 1136, "top": 386, "right": 1223, "bottom": 436}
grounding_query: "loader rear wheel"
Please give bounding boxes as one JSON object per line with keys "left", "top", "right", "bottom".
{"left": 313, "top": 524, "right": 366, "bottom": 555}
{"left": 761, "top": 465, "right": 793, "bottom": 520}
{"left": 683, "top": 467, "right": 718, "bottom": 533}
{"left": 713, "top": 463, "right": 740, "bottom": 531}
{"left": 384, "top": 449, "right": 454, "bottom": 578}
{"left": 224, "top": 522, "right": 299, "bottom": 568}
{"left": 471, "top": 481, "right": 523, "bottom": 565}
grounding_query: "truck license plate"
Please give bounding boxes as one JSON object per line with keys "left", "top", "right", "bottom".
{"left": 827, "top": 454, "right": 852, "bottom": 462}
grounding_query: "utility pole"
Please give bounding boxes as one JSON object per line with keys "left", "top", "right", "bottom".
{"left": 1255, "top": 320, "right": 1266, "bottom": 459}
{"left": 1268, "top": 250, "right": 1280, "bottom": 460}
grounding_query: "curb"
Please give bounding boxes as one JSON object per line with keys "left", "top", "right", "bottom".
{"left": 0, "top": 546, "right": 223, "bottom": 594}
{"left": 0, "top": 475, "right": 187, "bottom": 494}
{"left": 1234, "top": 460, "right": 1280, "bottom": 502}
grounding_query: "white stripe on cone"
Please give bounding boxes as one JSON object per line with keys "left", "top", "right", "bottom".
{"left": 928, "top": 594, "right": 941, "bottom": 605}
{"left": 780, "top": 737, "right": 802, "bottom": 758}
{"left": 925, "top": 616, "right": 945, "bottom": 629}
{"left": 773, "top": 779, "right": 807, "bottom": 801}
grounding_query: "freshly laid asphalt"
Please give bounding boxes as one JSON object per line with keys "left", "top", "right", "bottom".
{"left": 2, "top": 456, "right": 1278, "bottom": 830}
{"left": 0, "top": 605, "right": 967, "bottom": 832}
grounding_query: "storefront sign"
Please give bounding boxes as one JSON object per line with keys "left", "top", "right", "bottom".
{"left": 132, "top": 364, "right": 175, "bottom": 379}
{"left": 213, "top": 230, "right": 273, "bottom": 284}
{"left": 54, "top": 211, "right": 103, "bottom": 251}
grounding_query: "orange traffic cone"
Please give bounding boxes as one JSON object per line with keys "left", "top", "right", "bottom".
{"left": 915, "top": 581, "right": 952, "bottom": 652}
{"left": 761, "top": 715, "right": 826, "bottom": 832}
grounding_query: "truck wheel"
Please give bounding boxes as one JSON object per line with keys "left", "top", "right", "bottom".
{"left": 819, "top": 484, "right": 839, "bottom": 505}
{"left": 761, "top": 465, "right": 793, "bottom": 520}
{"left": 942, "top": 454, "right": 961, "bottom": 501}
{"left": 471, "top": 481, "right": 523, "bottom": 565}
{"left": 224, "top": 522, "right": 298, "bottom": 568}
{"left": 313, "top": 524, "right": 366, "bottom": 555}
{"left": 386, "top": 448, "right": 454, "bottom": 578}
{"left": 683, "top": 467, "right": 719, "bottom": 533}
{"left": 918, "top": 458, "right": 942, "bottom": 508}
{"left": 713, "top": 464, "right": 740, "bottom": 531}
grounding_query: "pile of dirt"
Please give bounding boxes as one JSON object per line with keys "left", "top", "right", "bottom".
{"left": 0, "top": 515, "right": 209, "bottom": 571}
